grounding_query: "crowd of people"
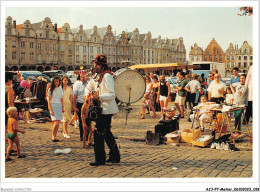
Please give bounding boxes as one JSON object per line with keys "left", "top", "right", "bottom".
{"left": 5, "top": 56, "right": 253, "bottom": 164}
{"left": 5, "top": 54, "right": 120, "bottom": 166}
{"left": 140, "top": 66, "right": 253, "bottom": 132}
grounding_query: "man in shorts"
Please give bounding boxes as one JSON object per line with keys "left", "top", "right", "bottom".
{"left": 174, "top": 72, "right": 188, "bottom": 118}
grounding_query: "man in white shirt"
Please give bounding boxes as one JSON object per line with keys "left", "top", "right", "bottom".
{"left": 207, "top": 74, "right": 226, "bottom": 104}
{"left": 185, "top": 73, "right": 202, "bottom": 121}
{"left": 85, "top": 54, "right": 120, "bottom": 166}
{"left": 230, "top": 74, "right": 248, "bottom": 131}
{"left": 72, "top": 72, "right": 88, "bottom": 141}
{"left": 245, "top": 65, "right": 252, "bottom": 124}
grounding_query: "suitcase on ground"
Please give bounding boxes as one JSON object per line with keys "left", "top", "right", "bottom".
{"left": 155, "top": 118, "right": 179, "bottom": 136}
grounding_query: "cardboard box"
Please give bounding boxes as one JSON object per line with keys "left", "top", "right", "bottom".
{"left": 165, "top": 131, "right": 181, "bottom": 144}
{"left": 180, "top": 129, "right": 201, "bottom": 143}
{"left": 192, "top": 135, "right": 213, "bottom": 147}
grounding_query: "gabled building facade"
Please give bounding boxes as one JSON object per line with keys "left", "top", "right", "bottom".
{"left": 5, "top": 16, "right": 187, "bottom": 72}
{"left": 189, "top": 43, "right": 203, "bottom": 65}
{"left": 203, "top": 38, "right": 225, "bottom": 63}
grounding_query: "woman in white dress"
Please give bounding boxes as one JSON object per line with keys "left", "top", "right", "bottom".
{"left": 47, "top": 76, "right": 64, "bottom": 142}
{"left": 61, "top": 76, "right": 72, "bottom": 138}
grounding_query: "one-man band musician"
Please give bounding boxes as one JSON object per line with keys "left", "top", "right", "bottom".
{"left": 84, "top": 54, "right": 120, "bottom": 166}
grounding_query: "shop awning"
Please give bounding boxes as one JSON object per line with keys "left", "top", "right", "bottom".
{"left": 129, "top": 63, "right": 200, "bottom": 71}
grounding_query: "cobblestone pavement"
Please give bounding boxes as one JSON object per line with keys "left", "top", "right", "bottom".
{"left": 5, "top": 101, "right": 253, "bottom": 178}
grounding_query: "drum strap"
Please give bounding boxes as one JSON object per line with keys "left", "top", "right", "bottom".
{"left": 99, "top": 70, "right": 114, "bottom": 83}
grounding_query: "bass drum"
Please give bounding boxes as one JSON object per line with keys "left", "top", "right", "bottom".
{"left": 114, "top": 68, "right": 146, "bottom": 104}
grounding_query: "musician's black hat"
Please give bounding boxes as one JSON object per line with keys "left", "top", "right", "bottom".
{"left": 94, "top": 54, "right": 107, "bottom": 65}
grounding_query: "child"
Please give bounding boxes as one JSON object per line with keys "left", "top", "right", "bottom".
{"left": 190, "top": 95, "right": 212, "bottom": 130}
{"left": 81, "top": 94, "right": 94, "bottom": 148}
{"left": 225, "top": 87, "right": 234, "bottom": 105}
{"left": 5, "top": 107, "right": 26, "bottom": 162}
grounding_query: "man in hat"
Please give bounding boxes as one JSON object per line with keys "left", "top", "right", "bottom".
{"left": 85, "top": 54, "right": 120, "bottom": 166}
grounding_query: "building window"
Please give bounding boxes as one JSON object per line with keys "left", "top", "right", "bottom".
{"left": 83, "top": 56, "right": 86, "bottom": 63}
{"left": 244, "top": 48, "right": 247, "bottom": 54}
{"left": 53, "top": 54, "right": 57, "bottom": 63}
{"left": 209, "top": 56, "right": 212, "bottom": 61}
{"left": 217, "top": 50, "right": 220, "bottom": 54}
{"left": 61, "top": 54, "right": 64, "bottom": 62}
{"left": 21, "top": 41, "right": 25, "bottom": 49}
{"left": 46, "top": 31, "right": 49, "bottom": 39}
{"left": 238, "top": 62, "right": 241, "bottom": 68}
{"left": 21, "top": 52, "right": 25, "bottom": 61}
{"left": 144, "top": 50, "right": 146, "bottom": 56}
{"left": 127, "top": 50, "right": 129, "bottom": 55}
{"left": 80, "top": 36, "right": 83, "bottom": 42}
{"left": 231, "top": 62, "right": 234, "bottom": 68}
{"left": 30, "top": 52, "right": 34, "bottom": 61}
{"left": 53, "top": 44, "right": 56, "bottom": 51}
{"left": 46, "top": 55, "right": 49, "bottom": 63}
{"left": 76, "top": 55, "right": 80, "bottom": 63}
{"left": 97, "top": 47, "right": 101, "bottom": 53}
{"left": 244, "top": 62, "right": 247, "bottom": 67}
{"left": 250, "top": 62, "right": 253, "bottom": 66}
{"left": 8, "top": 28, "right": 11, "bottom": 35}
{"left": 214, "top": 56, "right": 217, "bottom": 61}
{"left": 69, "top": 45, "right": 72, "bottom": 52}
{"left": 39, "top": 55, "right": 42, "bottom": 63}
{"left": 103, "top": 48, "right": 106, "bottom": 54}
{"left": 11, "top": 41, "right": 16, "bottom": 47}
{"left": 108, "top": 48, "right": 111, "bottom": 55}
{"left": 69, "top": 55, "right": 72, "bottom": 64}
{"left": 76, "top": 45, "right": 79, "bottom": 52}
{"left": 29, "top": 42, "right": 33, "bottom": 49}
{"left": 244, "top": 56, "right": 247, "bottom": 60}
{"left": 38, "top": 43, "right": 42, "bottom": 50}
{"left": 90, "top": 46, "right": 93, "bottom": 53}
{"left": 12, "top": 52, "right": 16, "bottom": 60}
{"left": 204, "top": 56, "right": 207, "bottom": 61}
{"left": 65, "top": 34, "right": 68, "bottom": 40}
{"left": 61, "top": 44, "right": 64, "bottom": 51}
{"left": 231, "top": 56, "right": 234, "bottom": 60}
{"left": 238, "top": 56, "right": 241, "bottom": 60}
{"left": 46, "top": 44, "right": 49, "bottom": 51}
{"left": 250, "top": 56, "right": 253, "bottom": 60}
{"left": 220, "top": 56, "right": 222, "bottom": 61}
{"left": 206, "top": 50, "right": 209, "bottom": 55}
{"left": 117, "top": 49, "right": 120, "bottom": 55}
{"left": 83, "top": 46, "right": 86, "bottom": 53}
{"left": 227, "top": 56, "right": 230, "bottom": 60}
{"left": 94, "top": 37, "right": 97, "bottom": 43}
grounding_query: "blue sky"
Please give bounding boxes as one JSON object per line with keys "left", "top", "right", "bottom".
{"left": 5, "top": 6, "right": 253, "bottom": 59}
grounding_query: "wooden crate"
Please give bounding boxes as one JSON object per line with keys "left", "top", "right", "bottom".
{"left": 180, "top": 129, "right": 201, "bottom": 143}
{"left": 192, "top": 135, "right": 213, "bottom": 147}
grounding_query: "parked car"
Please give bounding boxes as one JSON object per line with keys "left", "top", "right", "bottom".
{"left": 42, "top": 70, "right": 66, "bottom": 78}
{"left": 66, "top": 74, "right": 77, "bottom": 84}
{"left": 17, "top": 71, "right": 51, "bottom": 81}
{"left": 66, "top": 71, "right": 75, "bottom": 76}
{"left": 165, "top": 77, "right": 177, "bottom": 101}
{"left": 222, "top": 78, "right": 231, "bottom": 86}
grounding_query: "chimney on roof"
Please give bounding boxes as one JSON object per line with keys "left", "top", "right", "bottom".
{"left": 13, "top": 20, "right": 16, "bottom": 28}
{"left": 54, "top": 23, "right": 57, "bottom": 33}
